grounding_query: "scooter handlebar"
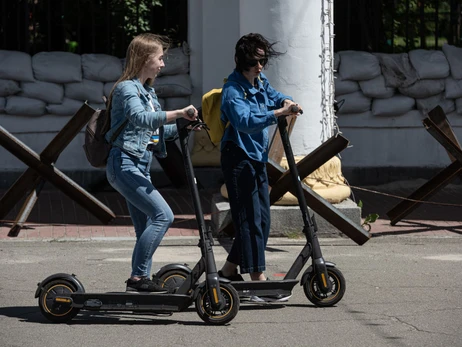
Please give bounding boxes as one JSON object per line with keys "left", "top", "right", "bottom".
{"left": 186, "top": 108, "right": 195, "bottom": 117}
{"left": 290, "top": 105, "right": 303, "bottom": 114}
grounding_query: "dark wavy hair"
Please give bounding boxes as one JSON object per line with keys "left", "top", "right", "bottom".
{"left": 234, "top": 33, "right": 282, "bottom": 73}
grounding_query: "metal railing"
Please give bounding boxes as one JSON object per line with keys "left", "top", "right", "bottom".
{"left": 0, "top": 0, "right": 187, "bottom": 57}
{"left": 334, "top": 0, "right": 461, "bottom": 53}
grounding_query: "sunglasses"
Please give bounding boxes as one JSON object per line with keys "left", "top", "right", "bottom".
{"left": 246, "top": 57, "right": 268, "bottom": 67}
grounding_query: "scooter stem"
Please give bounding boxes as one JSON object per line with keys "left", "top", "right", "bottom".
{"left": 277, "top": 115, "right": 332, "bottom": 293}
{"left": 176, "top": 118, "right": 225, "bottom": 310}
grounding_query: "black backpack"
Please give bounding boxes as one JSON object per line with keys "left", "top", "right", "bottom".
{"left": 83, "top": 96, "right": 127, "bottom": 168}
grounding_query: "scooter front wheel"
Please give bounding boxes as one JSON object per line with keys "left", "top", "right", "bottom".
{"left": 195, "top": 283, "right": 240, "bottom": 325}
{"left": 303, "top": 266, "right": 345, "bottom": 307}
{"left": 38, "top": 279, "right": 80, "bottom": 323}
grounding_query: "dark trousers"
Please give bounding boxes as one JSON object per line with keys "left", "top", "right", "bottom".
{"left": 221, "top": 142, "right": 271, "bottom": 273}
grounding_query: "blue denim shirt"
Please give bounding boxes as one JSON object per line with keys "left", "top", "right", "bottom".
{"left": 105, "top": 78, "right": 177, "bottom": 158}
{"left": 220, "top": 70, "right": 293, "bottom": 162}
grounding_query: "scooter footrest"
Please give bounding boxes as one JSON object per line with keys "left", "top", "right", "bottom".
{"left": 72, "top": 292, "right": 191, "bottom": 312}
{"left": 230, "top": 279, "right": 298, "bottom": 297}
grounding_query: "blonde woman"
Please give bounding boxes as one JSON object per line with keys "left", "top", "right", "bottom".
{"left": 106, "top": 33, "right": 198, "bottom": 292}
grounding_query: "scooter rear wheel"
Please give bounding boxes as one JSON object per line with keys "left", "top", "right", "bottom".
{"left": 303, "top": 266, "right": 345, "bottom": 307}
{"left": 38, "top": 279, "right": 80, "bottom": 323}
{"left": 159, "top": 269, "right": 189, "bottom": 292}
{"left": 195, "top": 283, "right": 240, "bottom": 325}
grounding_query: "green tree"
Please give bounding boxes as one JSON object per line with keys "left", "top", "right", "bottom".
{"left": 115, "top": 0, "right": 163, "bottom": 39}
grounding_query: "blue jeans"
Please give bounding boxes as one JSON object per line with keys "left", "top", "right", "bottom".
{"left": 106, "top": 146, "right": 174, "bottom": 277}
{"left": 221, "top": 142, "right": 271, "bottom": 273}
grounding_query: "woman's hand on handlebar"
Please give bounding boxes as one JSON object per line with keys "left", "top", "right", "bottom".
{"left": 275, "top": 100, "right": 303, "bottom": 118}
{"left": 181, "top": 105, "right": 198, "bottom": 121}
{"left": 166, "top": 105, "right": 198, "bottom": 124}
{"left": 180, "top": 105, "right": 203, "bottom": 131}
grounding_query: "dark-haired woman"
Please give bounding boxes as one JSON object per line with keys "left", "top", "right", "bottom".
{"left": 218, "top": 33, "right": 302, "bottom": 301}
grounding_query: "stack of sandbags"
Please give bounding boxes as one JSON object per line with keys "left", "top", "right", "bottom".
{"left": 0, "top": 43, "right": 192, "bottom": 118}
{"left": 156, "top": 43, "right": 192, "bottom": 110}
{"left": 442, "top": 44, "right": 462, "bottom": 115}
{"left": 335, "top": 44, "right": 462, "bottom": 126}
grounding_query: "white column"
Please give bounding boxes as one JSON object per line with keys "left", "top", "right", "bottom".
{"left": 240, "top": 0, "right": 328, "bottom": 155}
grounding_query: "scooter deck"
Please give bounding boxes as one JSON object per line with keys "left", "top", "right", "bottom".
{"left": 229, "top": 279, "right": 298, "bottom": 297}
{"left": 70, "top": 292, "right": 192, "bottom": 312}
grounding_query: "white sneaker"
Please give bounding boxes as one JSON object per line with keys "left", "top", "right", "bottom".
{"left": 249, "top": 295, "right": 292, "bottom": 303}
{"left": 249, "top": 295, "right": 267, "bottom": 303}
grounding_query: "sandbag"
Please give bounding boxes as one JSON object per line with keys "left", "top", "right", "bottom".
{"left": 334, "top": 74, "right": 360, "bottom": 96}
{"left": 336, "top": 91, "right": 371, "bottom": 114}
{"left": 359, "top": 75, "right": 395, "bottom": 99}
{"left": 456, "top": 98, "right": 462, "bottom": 114}
{"left": 275, "top": 156, "right": 351, "bottom": 205}
{"left": 153, "top": 74, "right": 193, "bottom": 98}
{"left": 103, "top": 82, "right": 116, "bottom": 98}
{"left": 338, "top": 51, "right": 381, "bottom": 81}
{"left": 374, "top": 53, "right": 418, "bottom": 88}
{"left": 90, "top": 102, "right": 106, "bottom": 110}
{"left": 158, "top": 97, "right": 165, "bottom": 110}
{"left": 0, "top": 79, "right": 21, "bottom": 97}
{"left": 164, "top": 96, "right": 190, "bottom": 110}
{"left": 32, "top": 52, "right": 82, "bottom": 83}
{"left": 409, "top": 49, "right": 450, "bottom": 79}
{"left": 190, "top": 129, "right": 221, "bottom": 167}
{"left": 334, "top": 52, "right": 340, "bottom": 71}
{"left": 336, "top": 111, "right": 372, "bottom": 128}
{"left": 20, "top": 81, "right": 64, "bottom": 104}
{"left": 416, "top": 93, "right": 455, "bottom": 114}
{"left": 398, "top": 79, "right": 445, "bottom": 99}
{"left": 46, "top": 97, "right": 83, "bottom": 116}
{"left": 219, "top": 156, "right": 351, "bottom": 204}
{"left": 0, "top": 50, "right": 35, "bottom": 82}
{"left": 65, "top": 79, "right": 104, "bottom": 103}
{"left": 372, "top": 95, "right": 415, "bottom": 117}
{"left": 5, "top": 96, "right": 46, "bottom": 116}
{"left": 159, "top": 44, "right": 190, "bottom": 76}
{"left": 337, "top": 110, "right": 423, "bottom": 128}
{"left": 442, "top": 44, "right": 462, "bottom": 80}
{"left": 82, "top": 54, "right": 123, "bottom": 82}
{"left": 0, "top": 97, "right": 5, "bottom": 112}
{"left": 444, "top": 77, "right": 462, "bottom": 99}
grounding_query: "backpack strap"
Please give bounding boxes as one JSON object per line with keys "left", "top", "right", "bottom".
{"left": 223, "top": 78, "right": 247, "bottom": 99}
{"left": 222, "top": 80, "right": 247, "bottom": 129}
{"left": 109, "top": 119, "right": 128, "bottom": 143}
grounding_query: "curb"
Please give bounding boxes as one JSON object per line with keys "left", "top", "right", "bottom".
{"left": 1, "top": 234, "right": 459, "bottom": 246}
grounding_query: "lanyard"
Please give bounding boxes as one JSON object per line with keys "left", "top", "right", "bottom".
{"left": 148, "top": 94, "right": 160, "bottom": 144}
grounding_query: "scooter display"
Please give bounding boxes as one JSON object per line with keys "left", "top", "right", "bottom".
{"left": 35, "top": 112, "right": 240, "bottom": 325}
{"left": 155, "top": 107, "right": 346, "bottom": 307}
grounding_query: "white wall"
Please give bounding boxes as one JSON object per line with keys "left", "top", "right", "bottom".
{"left": 189, "top": 0, "right": 240, "bottom": 107}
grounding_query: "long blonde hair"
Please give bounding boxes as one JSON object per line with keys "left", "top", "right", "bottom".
{"left": 107, "top": 33, "right": 170, "bottom": 111}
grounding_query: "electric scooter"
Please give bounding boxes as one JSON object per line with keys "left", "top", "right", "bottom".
{"left": 35, "top": 112, "right": 240, "bottom": 325}
{"left": 155, "top": 107, "right": 346, "bottom": 307}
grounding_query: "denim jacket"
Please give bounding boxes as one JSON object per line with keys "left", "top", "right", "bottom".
{"left": 105, "top": 78, "right": 177, "bottom": 158}
{"left": 220, "top": 70, "right": 292, "bottom": 163}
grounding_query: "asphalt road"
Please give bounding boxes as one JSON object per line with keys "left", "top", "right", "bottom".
{"left": 0, "top": 236, "right": 461, "bottom": 347}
